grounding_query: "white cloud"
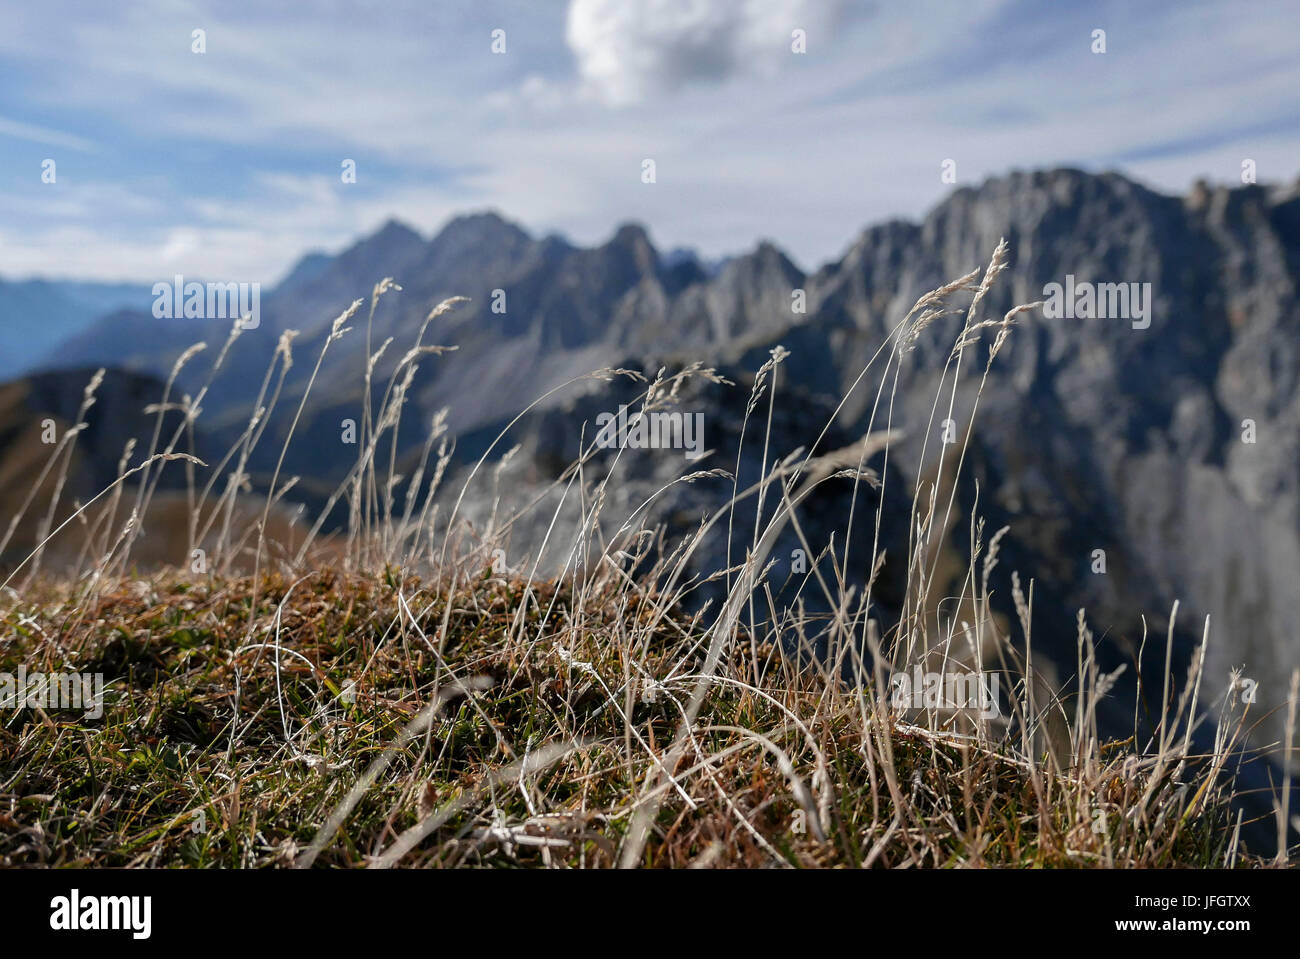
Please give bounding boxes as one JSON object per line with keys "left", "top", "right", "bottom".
{"left": 0, "top": 116, "right": 98, "bottom": 152}
{"left": 2, "top": 0, "right": 1300, "bottom": 284}
{"left": 565, "top": 0, "right": 847, "bottom": 105}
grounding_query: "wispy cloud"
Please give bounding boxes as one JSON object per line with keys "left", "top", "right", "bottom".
{"left": 0, "top": 116, "right": 98, "bottom": 152}
{"left": 0, "top": 0, "right": 1297, "bottom": 283}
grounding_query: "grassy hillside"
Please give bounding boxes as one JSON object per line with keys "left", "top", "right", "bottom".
{"left": 0, "top": 251, "right": 1292, "bottom": 868}
{"left": 0, "top": 565, "right": 1264, "bottom": 868}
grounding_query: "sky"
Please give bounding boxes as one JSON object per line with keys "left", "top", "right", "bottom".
{"left": 2, "top": 0, "right": 1298, "bottom": 284}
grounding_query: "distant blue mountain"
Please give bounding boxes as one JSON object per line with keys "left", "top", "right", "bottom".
{"left": 0, "top": 278, "right": 156, "bottom": 379}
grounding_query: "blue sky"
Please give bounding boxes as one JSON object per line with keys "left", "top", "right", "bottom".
{"left": 2, "top": 0, "right": 1298, "bottom": 283}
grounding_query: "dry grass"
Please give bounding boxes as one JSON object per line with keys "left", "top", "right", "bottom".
{"left": 0, "top": 245, "right": 1293, "bottom": 868}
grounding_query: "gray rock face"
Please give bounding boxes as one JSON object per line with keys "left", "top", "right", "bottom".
{"left": 456, "top": 171, "right": 1300, "bottom": 801}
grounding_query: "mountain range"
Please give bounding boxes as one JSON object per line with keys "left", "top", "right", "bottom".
{"left": 0, "top": 279, "right": 156, "bottom": 380}
{"left": 6, "top": 168, "right": 1300, "bottom": 835}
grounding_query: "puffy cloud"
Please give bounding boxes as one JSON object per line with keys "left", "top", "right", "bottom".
{"left": 566, "top": 0, "right": 848, "bottom": 105}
